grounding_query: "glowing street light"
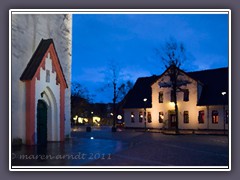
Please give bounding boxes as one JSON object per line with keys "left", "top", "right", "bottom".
{"left": 117, "top": 115, "right": 122, "bottom": 120}
{"left": 221, "top": 91, "right": 227, "bottom": 135}
{"left": 143, "top": 98, "right": 147, "bottom": 131}
{"left": 221, "top": 92, "right": 226, "bottom": 96}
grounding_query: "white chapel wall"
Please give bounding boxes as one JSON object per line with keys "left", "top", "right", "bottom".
{"left": 11, "top": 14, "right": 72, "bottom": 143}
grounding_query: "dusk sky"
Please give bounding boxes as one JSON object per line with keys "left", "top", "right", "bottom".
{"left": 72, "top": 13, "right": 229, "bottom": 103}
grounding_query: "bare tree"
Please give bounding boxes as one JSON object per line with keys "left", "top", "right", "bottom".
{"left": 102, "top": 60, "right": 133, "bottom": 132}
{"left": 156, "top": 37, "right": 190, "bottom": 134}
{"left": 156, "top": 37, "right": 187, "bottom": 69}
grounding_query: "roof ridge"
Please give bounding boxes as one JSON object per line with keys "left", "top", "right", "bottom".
{"left": 20, "top": 38, "right": 68, "bottom": 88}
{"left": 136, "top": 67, "right": 228, "bottom": 80}
{"left": 187, "top": 67, "right": 228, "bottom": 74}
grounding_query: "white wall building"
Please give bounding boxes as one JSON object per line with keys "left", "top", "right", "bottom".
{"left": 123, "top": 67, "right": 228, "bottom": 130}
{"left": 11, "top": 14, "right": 72, "bottom": 145}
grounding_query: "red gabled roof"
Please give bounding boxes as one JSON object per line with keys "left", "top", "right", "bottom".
{"left": 20, "top": 39, "right": 68, "bottom": 88}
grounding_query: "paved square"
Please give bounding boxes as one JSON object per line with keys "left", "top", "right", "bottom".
{"left": 12, "top": 126, "right": 229, "bottom": 167}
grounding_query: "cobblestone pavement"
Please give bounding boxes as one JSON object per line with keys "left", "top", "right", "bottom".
{"left": 11, "top": 126, "right": 229, "bottom": 167}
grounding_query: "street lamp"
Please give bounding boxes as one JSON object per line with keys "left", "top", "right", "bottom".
{"left": 91, "top": 111, "right": 94, "bottom": 125}
{"left": 221, "top": 91, "right": 226, "bottom": 135}
{"left": 86, "top": 111, "right": 93, "bottom": 132}
{"left": 143, "top": 98, "right": 147, "bottom": 131}
{"left": 117, "top": 115, "right": 122, "bottom": 120}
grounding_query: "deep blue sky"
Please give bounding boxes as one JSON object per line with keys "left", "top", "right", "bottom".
{"left": 72, "top": 14, "right": 229, "bottom": 103}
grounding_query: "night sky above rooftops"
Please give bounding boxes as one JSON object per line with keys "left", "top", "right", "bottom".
{"left": 72, "top": 13, "right": 229, "bottom": 103}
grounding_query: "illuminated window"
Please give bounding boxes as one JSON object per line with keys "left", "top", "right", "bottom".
{"left": 139, "top": 112, "right": 143, "bottom": 123}
{"left": 131, "top": 112, "right": 135, "bottom": 123}
{"left": 147, "top": 112, "right": 152, "bottom": 123}
{"left": 46, "top": 70, "right": 50, "bottom": 82}
{"left": 183, "top": 111, "right": 189, "bottom": 123}
{"left": 183, "top": 89, "right": 189, "bottom": 102}
{"left": 159, "top": 91, "right": 163, "bottom": 103}
{"left": 159, "top": 112, "right": 164, "bottom": 123}
{"left": 212, "top": 110, "right": 219, "bottom": 124}
{"left": 198, "top": 110, "right": 204, "bottom": 124}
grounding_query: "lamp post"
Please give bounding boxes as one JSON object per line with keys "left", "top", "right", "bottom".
{"left": 143, "top": 98, "right": 147, "bottom": 131}
{"left": 221, "top": 91, "right": 226, "bottom": 135}
{"left": 86, "top": 111, "right": 92, "bottom": 132}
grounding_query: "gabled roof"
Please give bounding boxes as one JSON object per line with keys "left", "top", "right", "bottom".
{"left": 123, "top": 67, "right": 228, "bottom": 109}
{"left": 122, "top": 75, "right": 160, "bottom": 109}
{"left": 187, "top": 67, "right": 228, "bottom": 106}
{"left": 20, "top": 39, "right": 68, "bottom": 88}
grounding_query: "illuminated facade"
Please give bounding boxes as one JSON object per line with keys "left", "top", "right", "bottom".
{"left": 123, "top": 67, "right": 228, "bottom": 130}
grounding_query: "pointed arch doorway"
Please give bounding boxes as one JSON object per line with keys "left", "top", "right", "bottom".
{"left": 37, "top": 99, "right": 48, "bottom": 145}
{"left": 20, "top": 39, "right": 68, "bottom": 145}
